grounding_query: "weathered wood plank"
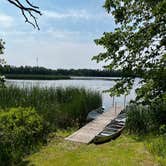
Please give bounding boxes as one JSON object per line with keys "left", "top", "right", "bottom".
{"left": 65, "top": 106, "right": 123, "bottom": 144}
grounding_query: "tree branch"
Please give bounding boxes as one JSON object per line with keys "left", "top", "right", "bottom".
{"left": 7, "top": 0, "right": 42, "bottom": 30}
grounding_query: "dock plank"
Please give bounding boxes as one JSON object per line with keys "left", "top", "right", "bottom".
{"left": 65, "top": 106, "right": 123, "bottom": 144}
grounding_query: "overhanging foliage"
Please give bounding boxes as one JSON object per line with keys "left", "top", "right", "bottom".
{"left": 93, "top": 0, "right": 166, "bottom": 104}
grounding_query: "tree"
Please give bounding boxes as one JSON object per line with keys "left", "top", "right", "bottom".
{"left": 7, "top": 0, "right": 41, "bottom": 30}
{"left": 93, "top": 0, "right": 166, "bottom": 106}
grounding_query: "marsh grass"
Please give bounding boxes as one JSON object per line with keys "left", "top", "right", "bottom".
{"left": 125, "top": 104, "right": 165, "bottom": 134}
{"left": 125, "top": 104, "right": 151, "bottom": 134}
{"left": 0, "top": 86, "right": 102, "bottom": 130}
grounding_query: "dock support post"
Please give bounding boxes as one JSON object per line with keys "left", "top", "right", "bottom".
{"left": 124, "top": 95, "right": 126, "bottom": 108}
{"left": 112, "top": 96, "right": 115, "bottom": 107}
{"left": 115, "top": 102, "right": 117, "bottom": 115}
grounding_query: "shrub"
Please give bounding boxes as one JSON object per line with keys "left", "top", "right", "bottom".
{"left": 0, "top": 107, "right": 46, "bottom": 165}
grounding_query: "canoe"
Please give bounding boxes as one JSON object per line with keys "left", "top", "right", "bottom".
{"left": 93, "top": 112, "right": 126, "bottom": 144}
{"left": 86, "top": 107, "right": 104, "bottom": 122}
{"left": 93, "top": 127, "right": 124, "bottom": 144}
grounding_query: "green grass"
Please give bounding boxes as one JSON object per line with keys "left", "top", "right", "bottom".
{"left": 5, "top": 74, "right": 71, "bottom": 80}
{"left": 25, "top": 131, "right": 158, "bottom": 166}
{"left": 145, "top": 135, "right": 166, "bottom": 166}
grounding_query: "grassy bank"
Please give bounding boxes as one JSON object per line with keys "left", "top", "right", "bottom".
{"left": 25, "top": 130, "right": 160, "bottom": 166}
{"left": 5, "top": 74, "right": 71, "bottom": 80}
{"left": 145, "top": 135, "right": 166, "bottom": 166}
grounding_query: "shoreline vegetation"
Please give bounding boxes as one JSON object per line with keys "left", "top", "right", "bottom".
{"left": 0, "top": 65, "right": 135, "bottom": 80}
{"left": 0, "top": 86, "right": 102, "bottom": 129}
{"left": 0, "top": 86, "right": 102, "bottom": 165}
{"left": 0, "top": 82, "right": 165, "bottom": 166}
{"left": 5, "top": 74, "right": 71, "bottom": 80}
{"left": 0, "top": 65, "right": 136, "bottom": 79}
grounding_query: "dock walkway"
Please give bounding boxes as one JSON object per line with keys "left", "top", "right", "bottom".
{"left": 65, "top": 106, "right": 123, "bottom": 144}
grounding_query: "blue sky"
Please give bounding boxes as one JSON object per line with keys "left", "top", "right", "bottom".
{"left": 0, "top": 0, "right": 115, "bottom": 69}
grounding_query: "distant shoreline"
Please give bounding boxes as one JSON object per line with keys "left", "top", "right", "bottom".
{"left": 5, "top": 74, "right": 121, "bottom": 81}
{"left": 70, "top": 76, "right": 120, "bottom": 81}
{"left": 5, "top": 74, "right": 71, "bottom": 80}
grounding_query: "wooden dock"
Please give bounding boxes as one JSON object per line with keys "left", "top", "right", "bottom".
{"left": 65, "top": 106, "right": 123, "bottom": 144}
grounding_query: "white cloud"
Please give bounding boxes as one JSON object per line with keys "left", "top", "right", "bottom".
{"left": 1, "top": 29, "right": 82, "bottom": 43}
{"left": 0, "top": 13, "right": 14, "bottom": 28}
{"left": 43, "top": 9, "right": 110, "bottom": 20}
{"left": 44, "top": 10, "right": 90, "bottom": 19}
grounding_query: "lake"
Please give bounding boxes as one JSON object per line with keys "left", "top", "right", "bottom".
{"left": 6, "top": 77, "right": 139, "bottom": 111}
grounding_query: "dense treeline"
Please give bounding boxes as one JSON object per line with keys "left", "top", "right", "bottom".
{"left": 4, "top": 74, "right": 71, "bottom": 80}
{"left": 0, "top": 65, "right": 126, "bottom": 77}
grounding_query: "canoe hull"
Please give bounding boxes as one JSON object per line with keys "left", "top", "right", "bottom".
{"left": 93, "top": 128, "right": 124, "bottom": 144}
{"left": 86, "top": 107, "right": 104, "bottom": 122}
{"left": 93, "top": 112, "right": 126, "bottom": 144}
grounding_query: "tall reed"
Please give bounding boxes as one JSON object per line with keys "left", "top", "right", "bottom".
{"left": 125, "top": 104, "right": 165, "bottom": 134}
{"left": 0, "top": 86, "right": 102, "bottom": 129}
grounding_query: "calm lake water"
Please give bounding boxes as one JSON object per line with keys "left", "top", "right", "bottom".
{"left": 6, "top": 77, "right": 139, "bottom": 111}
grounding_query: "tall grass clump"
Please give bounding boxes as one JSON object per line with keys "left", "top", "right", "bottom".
{"left": 125, "top": 104, "right": 152, "bottom": 134}
{"left": 125, "top": 103, "right": 166, "bottom": 134}
{"left": 0, "top": 86, "right": 102, "bottom": 130}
